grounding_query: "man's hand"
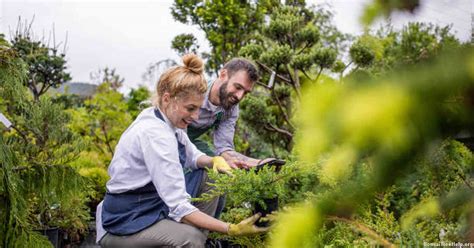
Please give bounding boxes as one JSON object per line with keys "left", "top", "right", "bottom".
{"left": 227, "top": 159, "right": 252, "bottom": 169}
{"left": 227, "top": 213, "right": 269, "bottom": 236}
{"left": 221, "top": 150, "right": 259, "bottom": 169}
{"left": 220, "top": 151, "right": 286, "bottom": 169}
{"left": 212, "top": 156, "right": 233, "bottom": 176}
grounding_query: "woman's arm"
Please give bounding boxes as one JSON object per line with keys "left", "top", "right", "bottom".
{"left": 181, "top": 210, "right": 229, "bottom": 233}
{"left": 196, "top": 155, "right": 213, "bottom": 169}
{"left": 196, "top": 155, "right": 233, "bottom": 175}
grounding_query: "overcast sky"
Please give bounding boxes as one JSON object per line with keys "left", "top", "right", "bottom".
{"left": 0, "top": 0, "right": 471, "bottom": 91}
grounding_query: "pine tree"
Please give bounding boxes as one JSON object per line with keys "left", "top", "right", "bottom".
{"left": 0, "top": 34, "right": 89, "bottom": 247}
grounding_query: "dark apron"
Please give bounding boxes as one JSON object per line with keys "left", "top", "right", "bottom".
{"left": 102, "top": 108, "right": 204, "bottom": 236}
{"left": 187, "top": 110, "right": 227, "bottom": 218}
{"left": 187, "top": 112, "right": 223, "bottom": 156}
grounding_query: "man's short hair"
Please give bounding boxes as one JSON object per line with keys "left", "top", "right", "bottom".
{"left": 222, "top": 58, "right": 259, "bottom": 83}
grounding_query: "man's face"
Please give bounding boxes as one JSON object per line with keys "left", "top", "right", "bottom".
{"left": 218, "top": 70, "right": 253, "bottom": 110}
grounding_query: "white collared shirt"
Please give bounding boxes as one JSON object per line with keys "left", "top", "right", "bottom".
{"left": 96, "top": 107, "right": 205, "bottom": 243}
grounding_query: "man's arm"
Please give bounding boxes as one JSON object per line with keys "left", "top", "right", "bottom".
{"left": 213, "top": 108, "right": 243, "bottom": 168}
{"left": 213, "top": 108, "right": 274, "bottom": 168}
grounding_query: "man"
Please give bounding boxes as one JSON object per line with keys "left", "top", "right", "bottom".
{"left": 187, "top": 58, "right": 274, "bottom": 169}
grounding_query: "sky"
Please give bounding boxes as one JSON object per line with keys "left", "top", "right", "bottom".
{"left": 0, "top": 0, "right": 471, "bottom": 92}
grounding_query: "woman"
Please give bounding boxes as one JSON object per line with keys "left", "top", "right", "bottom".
{"left": 96, "top": 54, "right": 266, "bottom": 247}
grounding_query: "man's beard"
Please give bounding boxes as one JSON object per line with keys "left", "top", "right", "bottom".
{"left": 218, "top": 82, "right": 238, "bottom": 110}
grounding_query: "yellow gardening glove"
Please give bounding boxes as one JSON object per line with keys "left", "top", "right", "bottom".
{"left": 258, "top": 211, "right": 279, "bottom": 223}
{"left": 212, "top": 156, "right": 233, "bottom": 176}
{"left": 227, "top": 213, "right": 269, "bottom": 236}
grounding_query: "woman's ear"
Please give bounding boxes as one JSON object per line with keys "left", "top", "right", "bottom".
{"left": 161, "top": 92, "right": 171, "bottom": 107}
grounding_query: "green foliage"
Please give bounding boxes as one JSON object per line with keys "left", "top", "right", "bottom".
{"left": 295, "top": 23, "right": 320, "bottom": 45}
{"left": 331, "top": 60, "right": 346, "bottom": 74}
{"left": 274, "top": 47, "right": 474, "bottom": 246}
{"left": 291, "top": 53, "right": 314, "bottom": 70}
{"left": 1, "top": 38, "right": 83, "bottom": 168}
{"left": 170, "top": 1, "right": 347, "bottom": 157}
{"left": 171, "top": 33, "right": 200, "bottom": 56}
{"left": 312, "top": 46, "right": 337, "bottom": 70}
{"left": 233, "top": 119, "right": 275, "bottom": 158}
{"left": 68, "top": 82, "right": 132, "bottom": 161}
{"left": 126, "top": 85, "right": 151, "bottom": 119}
{"left": 310, "top": 139, "right": 473, "bottom": 246}
{"left": 239, "top": 90, "right": 292, "bottom": 154}
{"left": 264, "top": 6, "right": 305, "bottom": 44}
{"left": 0, "top": 138, "right": 54, "bottom": 248}
{"left": 348, "top": 22, "right": 461, "bottom": 76}
{"left": 349, "top": 41, "right": 375, "bottom": 67}
{"left": 211, "top": 32, "right": 472, "bottom": 247}
{"left": 197, "top": 161, "right": 318, "bottom": 247}
{"left": 66, "top": 80, "right": 133, "bottom": 209}
{"left": 10, "top": 97, "right": 84, "bottom": 166}
{"left": 238, "top": 44, "right": 264, "bottom": 61}
{"left": 362, "top": 0, "right": 420, "bottom": 26}
{"left": 235, "top": 3, "right": 345, "bottom": 156}
{"left": 0, "top": 36, "right": 90, "bottom": 247}
{"left": 10, "top": 23, "right": 71, "bottom": 101}
{"left": 267, "top": 202, "right": 322, "bottom": 248}
{"left": 398, "top": 22, "right": 456, "bottom": 63}
{"left": 70, "top": 151, "right": 109, "bottom": 204}
{"left": 1, "top": 3, "right": 470, "bottom": 247}
{"left": 52, "top": 93, "right": 86, "bottom": 109}
{"left": 171, "top": 0, "right": 277, "bottom": 73}
{"left": 260, "top": 44, "right": 293, "bottom": 67}
{"left": 22, "top": 163, "right": 91, "bottom": 242}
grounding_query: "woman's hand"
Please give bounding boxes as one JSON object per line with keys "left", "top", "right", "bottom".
{"left": 212, "top": 156, "right": 233, "bottom": 176}
{"left": 227, "top": 213, "right": 269, "bottom": 236}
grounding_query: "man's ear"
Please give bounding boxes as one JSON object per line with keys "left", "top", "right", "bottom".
{"left": 219, "top": 69, "right": 228, "bottom": 81}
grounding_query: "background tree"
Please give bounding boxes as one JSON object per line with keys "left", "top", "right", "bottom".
{"left": 171, "top": 0, "right": 278, "bottom": 74}
{"left": 362, "top": 0, "right": 420, "bottom": 26}
{"left": 0, "top": 34, "right": 89, "bottom": 247}
{"left": 170, "top": 0, "right": 347, "bottom": 157}
{"left": 126, "top": 85, "right": 151, "bottom": 119}
{"left": 68, "top": 81, "right": 132, "bottom": 161}
{"left": 171, "top": 33, "right": 200, "bottom": 56}
{"left": 10, "top": 19, "right": 71, "bottom": 101}
{"left": 168, "top": 1, "right": 474, "bottom": 246}
{"left": 270, "top": 41, "right": 474, "bottom": 248}
{"left": 90, "top": 67, "right": 124, "bottom": 91}
{"left": 67, "top": 70, "right": 134, "bottom": 216}
{"left": 238, "top": 3, "right": 344, "bottom": 154}
{"left": 346, "top": 22, "right": 461, "bottom": 77}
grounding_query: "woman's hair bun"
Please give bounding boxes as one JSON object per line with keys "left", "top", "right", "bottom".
{"left": 182, "top": 53, "right": 204, "bottom": 74}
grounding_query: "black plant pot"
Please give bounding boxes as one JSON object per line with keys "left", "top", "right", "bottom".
{"left": 38, "top": 227, "right": 60, "bottom": 248}
{"left": 253, "top": 159, "right": 286, "bottom": 227}
{"left": 254, "top": 197, "right": 279, "bottom": 227}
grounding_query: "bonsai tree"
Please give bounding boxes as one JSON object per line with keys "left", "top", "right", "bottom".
{"left": 10, "top": 19, "right": 71, "bottom": 101}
